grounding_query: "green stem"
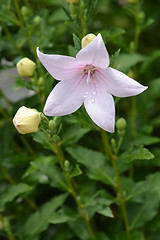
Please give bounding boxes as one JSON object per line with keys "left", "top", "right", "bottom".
{"left": 100, "top": 129, "right": 112, "bottom": 159}
{"left": 0, "top": 213, "right": 16, "bottom": 240}
{"left": 13, "top": 0, "right": 24, "bottom": 27}
{"left": 19, "top": 135, "right": 37, "bottom": 159}
{"left": 111, "top": 156, "right": 130, "bottom": 239}
{"left": 47, "top": 136, "right": 96, "bottom": 239}
{"left": 101, "top": 131, "right": 130, "bottom": 239}
{"left": 130, "top": 96, "right": 137, "bottom": 136}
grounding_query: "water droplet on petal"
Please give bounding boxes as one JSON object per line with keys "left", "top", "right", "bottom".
{"left": 84, "top": 95, "right": 86, "bottom": 98}
{"left": 93, "top": 91, "right": 96, "bottom": 95}
{"left": 85, "top": 92, "right": 88, "bottom": 95}
{"left": 91, "top": 98, "right": 95, "bottom": 103}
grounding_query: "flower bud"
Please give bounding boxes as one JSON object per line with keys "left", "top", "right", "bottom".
{"left": 65, "top": 0, "right": 79, "bottom": 3}
{"left": 64, "top": 160, "right": 70, "bottom": 172}
{"left": 52, "top": 134, "right": 61, "bottom": 144}
{"left": 20, "top": 6, "right": 30, "bottom": 20}
{"left": 13, "top": 106, "right": 41, "bottom": 134}
{"left": 53, "top": 116, "right": 61, "bottom": 126}
{"left": 116, "top": 118, "right": 127, "bottom": 136}
{"left": 81, "top": 33, "right": 97, "bottom": 48}
{"left": 49, "top": 120, "right": 57, "bottom": 135}
{"left": 111, "top": 138, "right": 116, "bottom": 150}
{"left": 33, "top": 16, "right": 41, "bottom": 25}
{"left": 16, "top": 57, "right": 36, "bottom": 77}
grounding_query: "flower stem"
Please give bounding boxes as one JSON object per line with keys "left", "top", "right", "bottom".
{"left": 13, "top": 0, "right": 24, "bottom": 27}
{"left": 0, "top": 213, "right": 16, "bottom": 240}
{"left": 47, "top": 137, "right": 96, "bottom": 240}
{"left": 101, "top": 130, "right": 130, "bottom": 239}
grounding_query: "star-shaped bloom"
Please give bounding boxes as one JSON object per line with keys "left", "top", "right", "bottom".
{"left": 37, "top": 33, "right": 147, "bottom": 132}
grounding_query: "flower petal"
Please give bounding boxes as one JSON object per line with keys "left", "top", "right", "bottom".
{"left": 76, "top": 33, "right": 110, "bottom": 69}
{"left": 44, "top": 74, "right": 87, "bottom": 116}
{"left": 97, "top": 67, "right": 148, "bottom": 97}
{"left": 37, "top": 48, "right": 82, "bottom": 81}
{"left": 84, "top": 76, "right": 115, "bottom": 132}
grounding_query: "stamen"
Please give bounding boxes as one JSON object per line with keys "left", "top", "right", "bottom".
{"left": 86, "top": 70, "right": 91, "bottom": 84}
{"left": 83, "top": 64, "right": 98, "bottom": 84}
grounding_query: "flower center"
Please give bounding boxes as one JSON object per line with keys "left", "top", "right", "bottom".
{"left": 83, "top": 64, "right": 97, "bottom": 84}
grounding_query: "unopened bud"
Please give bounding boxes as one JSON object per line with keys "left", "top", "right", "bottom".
{"left": 16, "top": 57, "right": 36, "bottom": 77}
{"left": 49, "top": 120, "right": 57, "bottom": 135}
{"left": 54, "top": 116, "right": 61, "bottom": 126}
{"left": 20, "top": 6, "right": 30, "bottom": 19}
{"left": 81, "top": 33, "right": 97, "bottom": 48}
{"left": 111, "top": 138, "right": 116, "bottom": 150}
{"left": 13, "top": 106, "right": 41, "bottom": 134}
{"left": 33, "top": 16, "right": 41, "bottom": 25}
{"left": 65, "top": 0, "right": 79, "bottom": 3}
{"left": 52, "top": 134, "right": 61, "bottom": 144}
{"left": 64, "top": 160, "right": 70, "bottom": 172}
{"left": 116, "top": 118, "right": 127, "bottom": 136}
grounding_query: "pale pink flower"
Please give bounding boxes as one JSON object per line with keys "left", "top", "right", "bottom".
{"left": 37, "top": 33, "right": 147, "bottom": 132}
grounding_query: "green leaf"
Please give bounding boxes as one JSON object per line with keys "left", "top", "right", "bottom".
{"left": 115, "top": 53, "right": 146, "bottom": 73}
{"left": 94, "top": 232, "right": 110, "bottom": 240}
{"left": 128, "top": 173, "right": 160, "bottom": 229}
{"left": 31, "top": 156, "right": 69, "bottom": 191}
{"left": 13, "top": 76, "right": 35, "bottom": 91}
{"left": 61, "top": 125, "right": 90, "bottom": 146}
{"left": 66, "top": 146, "right": 115, "bottom": 187}
{"left": 32, "top": 131, "right": 51, "bottom": 150}
{"left": 115, "top": 231, "right": 144, "bottom": 240}
{"left": 119, "top": 145, "right": 154, "bottom": 162}
{"left": 49, "top": 207, "right": 78, "bottom": 224}
{"left": 110, "top": 49, "right": 121, "bottom": 68}
{"left": 68, "top": 218, "right": 90, "bottom": 240}
{"left": 18, "top": 193, "right": 68, "bottom": 240}
{"left": 130, "top": 134, "right": 160, "bottom": 146}
{"left": 73, "top": 33, "right": 81, "bottom": 51}
{"left": 97, "top": 206, "right": 114, "bottom": 218}
{"left": 0, "top": 183, "right": 32, "bottom": 211}
{"left": 69, "top": 164, "right": 82, "bottom": 178}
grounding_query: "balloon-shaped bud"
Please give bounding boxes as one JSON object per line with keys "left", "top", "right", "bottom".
{"left": 16, "top": 57, "right": 36, "bottom": 77}
{"left": 81, "top": 33, "right": 97, "bottom": 48}
{"left": 13, "top": 106, "right": 41, "bottom": 134}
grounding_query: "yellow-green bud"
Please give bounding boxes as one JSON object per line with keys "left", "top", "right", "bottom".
{"left": 116, "top": 118, "right": 127, "bottom": 136}
{"left": 33, "top": 16, "right": 41, "bottom": 25}
{"left": 49, "top": 120, "right": 57, "bottom": 135}
{"left": 64, "top": 160, "right": 70, "bottom": 172}
{"left": 65, "top": 0, "right": 79, "bottom": 3}
{"left": 52, "top": 134, "right": 61, "bottom": 144}
{"left": 54, "top": 116, "right": 61, "bottom": 126}
{"left": 20, "top": 6, "right": 30, "bottom": 19}
{"left": 13, "top": 106, "right": 41, "bottom": 134}
{"left": 81, "top": 33, "right": 97, "bottom": 48}
{"left": 111, "top": 138, "right": 116, "bottom": 150}
{"left": 16, "top": 57, "right": 36, "bottom": 77}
